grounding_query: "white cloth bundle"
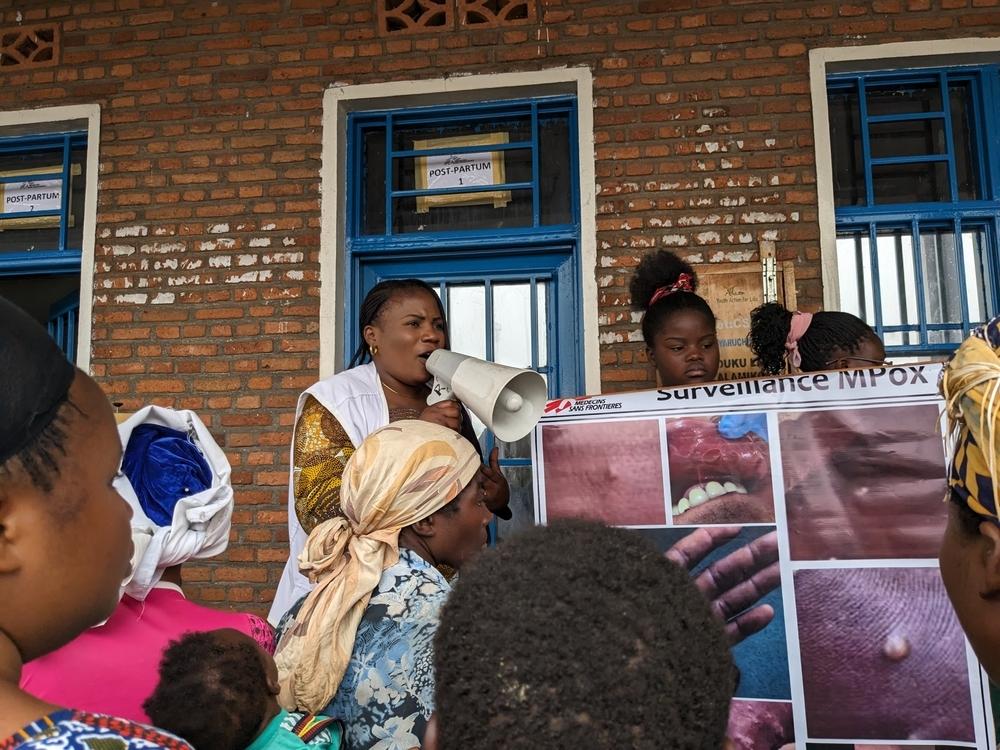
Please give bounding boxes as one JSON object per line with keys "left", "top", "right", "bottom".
{"left": 115, "top": 406, "right": 234, "bottom": 601}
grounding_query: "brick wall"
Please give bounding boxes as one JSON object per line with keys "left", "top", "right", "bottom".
{"left": 2, "top": 0, "right": 997, "bottom": 612}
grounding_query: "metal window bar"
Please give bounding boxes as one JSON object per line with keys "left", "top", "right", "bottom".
{"left": 953, "top": 217, "right": 974, "bottom": 337}
{"left": 940, "top": 71, "right": 961, "bottom": 204}
{"left": 858, "top": 77, "right": 875, "bottom": 207}
{"left": 909, "top": 218, "right": 930, "bottom": 347}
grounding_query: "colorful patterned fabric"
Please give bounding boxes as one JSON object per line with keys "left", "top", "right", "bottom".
{"left": 244, "top": 710, "right": 342, "bottom": 749}
{"left": 275, "top": 420, "right": 479, "bottom": 713}
{"left": 293, "top": 396, "right": 421, "bottom": 534}
{"left": 0, "top": 710, "right": 191, "bottom": 749}
{"left": 277, "top": 548, "right": 450, "bottom": 750}
{"left": 940, "top": 315, "right": 1000, "bottom": 521}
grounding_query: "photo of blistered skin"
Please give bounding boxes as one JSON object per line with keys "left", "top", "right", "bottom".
{"left": 724, "top": 700, "right": 794, "bottom": 750}
{"left": 540, "top": 420, "right": 667, "bottom": 526}
{"left": 666, "top": 413, "right": 775, "bottom": 525}
{"left": 779, "top": 405, "right": 947, "bottom": 560}
{"left": 795, "top": 568, "right": 975, "bottom": 743}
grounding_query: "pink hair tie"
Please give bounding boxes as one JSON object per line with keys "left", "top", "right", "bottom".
{"left": 784, "top": 311, "right": 814, "bottom": 370}
{"left": 648, "top": 272, "right": 695, "bottom": 308}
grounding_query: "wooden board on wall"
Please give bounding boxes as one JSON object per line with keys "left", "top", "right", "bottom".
{"left": 696, "top": 260, "right": 797, "bottom": 381}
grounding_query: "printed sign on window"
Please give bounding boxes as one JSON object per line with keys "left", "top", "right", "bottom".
{"left": 424, "top": 151, "right": 494, "bottom": 190}
{"left": 2, "top": 178, "right": 62, "bottom": 214}
{"left": 414, "top": 132, "right": 511, "bottom": 213}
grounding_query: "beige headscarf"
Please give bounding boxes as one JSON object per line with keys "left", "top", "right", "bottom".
{"left": 274, "top": 419, "right": 480, "bottom": 712}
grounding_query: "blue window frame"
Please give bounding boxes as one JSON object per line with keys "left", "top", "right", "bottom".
{"left": 829, "top": 66, "right": 1000, "bottom": 354}
{"left": 346, "top": 96, "right": 583, "bottom": 534}
{"left": 0, "top": 130, "right": 87, "bottom": 277}
{"left": 48, "top": 290, "right": 79, "bottom": 365}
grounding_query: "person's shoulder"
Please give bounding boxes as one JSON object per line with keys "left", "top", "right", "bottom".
{"left": 281, "top": 712, "right": 343, "bottom": 748}
{"left": 3, "top": 710, "right": 192, "bottom": 749}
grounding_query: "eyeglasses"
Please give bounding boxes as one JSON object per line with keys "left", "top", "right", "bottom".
{"left": 824, "top": 357, "right": 894, "bottom": 368}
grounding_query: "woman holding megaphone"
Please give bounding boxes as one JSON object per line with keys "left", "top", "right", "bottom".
{"left": 269, "top": 279, "right": 511, "bottom": 624}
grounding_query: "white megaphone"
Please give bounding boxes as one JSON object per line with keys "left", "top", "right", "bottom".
{"left": 425, "top": 350, "right": 547, "bottom": 442}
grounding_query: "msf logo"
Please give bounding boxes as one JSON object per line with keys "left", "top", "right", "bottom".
{"left": 543, "top": 396, "right": 592, "bottom": 415}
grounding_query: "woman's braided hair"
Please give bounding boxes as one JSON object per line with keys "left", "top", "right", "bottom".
{"left": 747, "top": 302, "right": 879, "bottom": 375}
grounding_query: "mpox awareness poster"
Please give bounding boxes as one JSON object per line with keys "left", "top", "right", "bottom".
{"left": 531, "top": 363, "right": 995, "bottom": 749}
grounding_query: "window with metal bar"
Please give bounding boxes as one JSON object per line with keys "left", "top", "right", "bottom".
{"left": 352, "top": 97, "right": 577, "bottom": 241}
{"left": 828, "top": 67, "right": 999, "bottom": 354}
{"left": 0, "top": 129, "right": 87, "bottom": 361}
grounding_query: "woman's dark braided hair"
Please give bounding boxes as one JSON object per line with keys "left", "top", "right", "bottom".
{"left": 629, "top": 250, "right": 716, "bottom": 347}
{"left": 0, "top": 399, "right": 80, "bottom": 496}
{"left": 747, "top": 302, "right": 880, "bottom": 375}
{"left": 348, "top": 278, "right": 449, "bottom": 368}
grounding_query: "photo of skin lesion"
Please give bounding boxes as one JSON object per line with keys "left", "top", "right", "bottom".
{"left": 540, "top": 419, "right": 669, "bottom": 526}
{"left": 725, "top": 699, "right": 794, "bottom": 750}
{"left": 779, "top": 404, "right": 948, "bottom": 560}
{"left": 665, "top": 413, "right": 776, "bottom": 525}
{"left": 795, "top": 567, "right": 975, "bottom": 743}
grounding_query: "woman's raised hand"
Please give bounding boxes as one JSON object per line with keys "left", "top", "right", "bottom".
{"left": 418, "top": 400, "right": 463, "bottom": 432}
{"left": 665, "top": 526, "right": 781, "bottom": 645}
{"left": 479, "top": 446, "right": 511, "bottom": 516}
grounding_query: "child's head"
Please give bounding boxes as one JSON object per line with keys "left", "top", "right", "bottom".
{"left": 630, "top": 250, "right": 719, "bottom": 387}
{"left": 144, "top": 629, "right": 279, "bottom": 750}
{"left": 747, "top": 302, "right": 885, "bottom": 375}
{"left": 431, "top": 520, "right": 736, "bottom": 750}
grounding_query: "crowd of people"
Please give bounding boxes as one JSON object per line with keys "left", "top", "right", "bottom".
{"left": 1, "top": 245, "right": 998, "bottom": 750}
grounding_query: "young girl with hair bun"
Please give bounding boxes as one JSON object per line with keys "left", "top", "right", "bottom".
{"left": 630, "top": 250, "right": 721, "bottom": 387}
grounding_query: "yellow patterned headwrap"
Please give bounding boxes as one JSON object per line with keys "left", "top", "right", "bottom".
{"left": 274, "top": 419, "right": 480, "bottom": 712}
{"left": 940, "top": 316, "right": 1000, "bottom": 522}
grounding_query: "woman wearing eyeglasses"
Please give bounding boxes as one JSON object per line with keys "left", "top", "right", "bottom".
{"left": 747, "top": 302, "right": 888, "bottom": 375}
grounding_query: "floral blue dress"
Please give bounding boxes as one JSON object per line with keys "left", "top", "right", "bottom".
{"left": 279, "top": 548, "right": 450, "bottom": 750}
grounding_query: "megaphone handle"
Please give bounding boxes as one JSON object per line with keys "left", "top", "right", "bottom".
{"left": 426, "top": 376, "right": 456, "bottom": 406}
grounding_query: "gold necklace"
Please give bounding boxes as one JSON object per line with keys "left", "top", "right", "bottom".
{"left": 380, "top": 380, "right": 402, "bottom": 396}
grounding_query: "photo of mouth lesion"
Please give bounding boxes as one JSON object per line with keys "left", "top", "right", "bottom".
{"left": 778, "top": 404, "right": 948, "bottom": 561}
{"left": 725, "top": 699, "right": 794, "bottom": 750}
{"left": 665, "top": 413, "right": 776, "bottom": 525}
{"left": 540, "top": 419, "right": 669, "bottom": 526}
{"left": 794, "top": 567, "right": 975, "bottom": 743}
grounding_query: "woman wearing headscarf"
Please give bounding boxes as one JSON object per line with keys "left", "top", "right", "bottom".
{"left": 274, "top": 420, "right": 492, "bottom": 750}
{"left": 270, "top": 279, "right": 510, "bottom": 624}
{"left": 20, "top": 406, "right": 273, "bottom": 724}
{"left": 938, "top": 315, "right": 1000, "bottom": 683}
{"left": 0, "top": 296, "right": 189, "bottom": 748}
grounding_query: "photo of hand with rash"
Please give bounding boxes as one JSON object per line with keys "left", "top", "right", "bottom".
{"left": 640, "top": 525, "right": 789, "bottom": 705}
{"left": 666, "top": 413, "right": 775, "bottom": 525}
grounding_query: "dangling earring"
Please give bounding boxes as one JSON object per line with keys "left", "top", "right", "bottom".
{"left": 370, "top": 345, "right": 378, "bottom": 357}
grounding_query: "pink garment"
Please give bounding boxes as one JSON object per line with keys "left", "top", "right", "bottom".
{"left": 20, "top": 583, "right": 275, "bottom": 724}
{"left": 784, "top": 310, "right": 814, "bottom": 371}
